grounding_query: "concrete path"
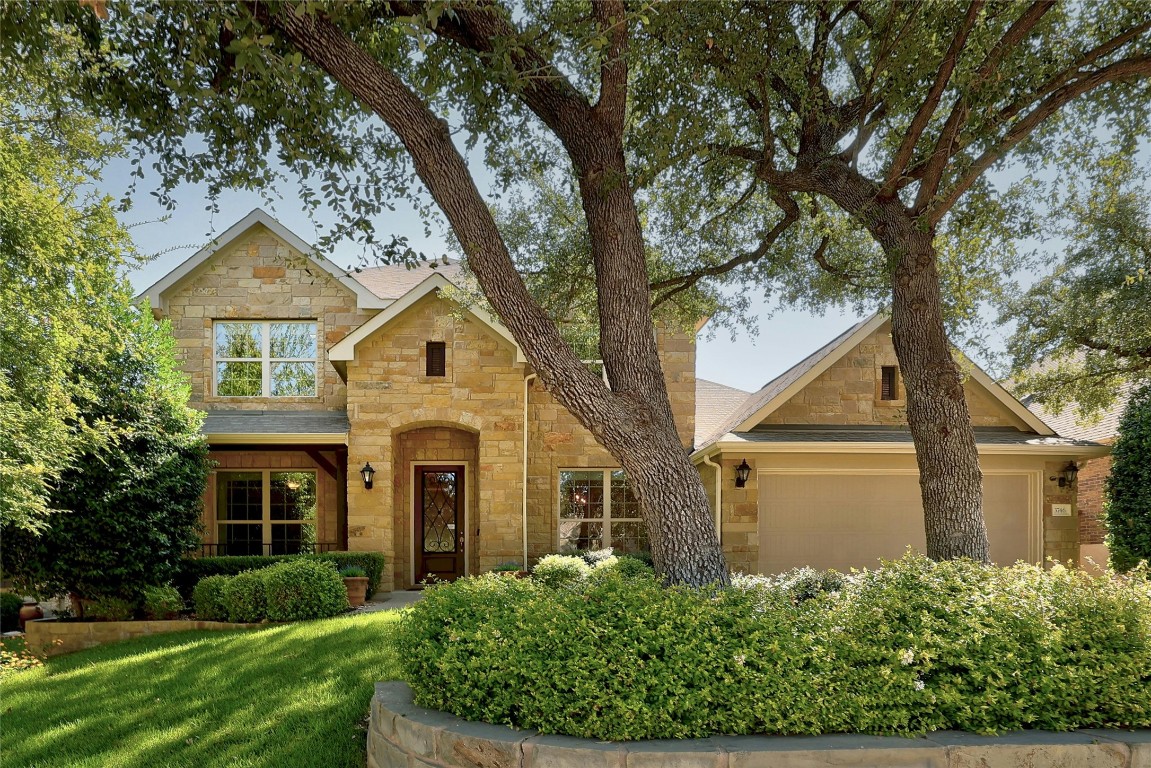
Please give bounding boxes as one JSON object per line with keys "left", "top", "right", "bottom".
{"left": 357, "top": 590, "right": 425, "bottom": 613}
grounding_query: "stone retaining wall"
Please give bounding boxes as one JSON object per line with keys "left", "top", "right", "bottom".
{"left": 25, "top": 618, "right": 264, "bottom": 657}
{"left": 370, "top": 682, "right": 1151, "bottom": 768}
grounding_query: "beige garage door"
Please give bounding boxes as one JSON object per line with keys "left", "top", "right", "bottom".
{"left": 758, "top": 473, "right": 1032, "bottom": 574}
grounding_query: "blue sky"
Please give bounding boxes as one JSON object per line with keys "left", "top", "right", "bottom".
{"left": 110, "top": 154, "right": 995, "bottom": 395}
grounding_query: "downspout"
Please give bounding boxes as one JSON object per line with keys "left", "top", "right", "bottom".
{"left": 522, "top": 372, "right": 537, "bottom": 570}
{"left": 699, "top": 450, "right": 723, "bottom": 545}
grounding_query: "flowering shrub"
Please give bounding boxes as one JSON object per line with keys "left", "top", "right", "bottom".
{"left": 0, "top": 638, "right": 60, "bottom": 679}
{"left": 394, "top": 554, "right": 1151, "bottom": 740}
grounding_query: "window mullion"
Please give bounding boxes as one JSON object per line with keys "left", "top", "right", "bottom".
{"left": 262, "top": 469, "right": 272, "bottom": 555}
{"left": 603, "top": 469, "right": 612, "bottom": 548}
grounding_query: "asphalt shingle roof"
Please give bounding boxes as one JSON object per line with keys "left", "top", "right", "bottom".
{"left": 720, "top": 426, "right": 1102, "bottom": 448}
{"left": 1024, "top": 383, "right": 1133, "bottom": 443}
{"left": 201, "top": 410, "right": 350, "bottom": 436}
{"left": 694, "top": 379, "right": 752, "bottom": 447}
{"left": 351, "top": 260, "right": 465, "bottom": 300}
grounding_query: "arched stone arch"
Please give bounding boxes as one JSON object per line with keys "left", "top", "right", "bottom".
{"left": 383, "top": 408, "right": 484, "bottom": 436}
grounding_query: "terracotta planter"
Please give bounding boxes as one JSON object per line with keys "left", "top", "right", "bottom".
{"left": 343, "top": 576, "right": 369, "bottom": 607}
{"left": 18, "top": 600, "right": 43, "bottom": 631}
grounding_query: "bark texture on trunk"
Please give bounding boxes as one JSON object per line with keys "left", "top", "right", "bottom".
{"left": 780, "top": 157, "right": 990, "bottom": 563}
{"left": 262, "top": 4, "right": 727, "bottom": 584}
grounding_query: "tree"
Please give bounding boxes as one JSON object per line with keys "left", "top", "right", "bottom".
{"left": 0, "top": 23, "right": 140, "bottom": 532}
{"left": 1, "top": 301, "right": 211, "bottom": 610}
{"left": 6, "top": 1, "right": 1148, "bottom": 576}
{"left": 1006, "top": 157, "right": 1151, "bottom": 418}
{"left": 1105, "top": 382, "right": 1151, "bottom": 571}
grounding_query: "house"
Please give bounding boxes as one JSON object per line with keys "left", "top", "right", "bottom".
{"left": 691, "top": 314, "right": 1108, "bottom": 575}
{"left": 141, "top": 209, "right": 1107, "bottom": 592}
{"left": 1023, "top": 385, "right": 1134, "bottom": 570}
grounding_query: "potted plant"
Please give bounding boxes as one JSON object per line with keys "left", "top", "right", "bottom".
{"left": 492, "top": 562, "right": 529, "bottom": 579}
{"left": 339, "top": 566, "right": 369, "bottom": 607}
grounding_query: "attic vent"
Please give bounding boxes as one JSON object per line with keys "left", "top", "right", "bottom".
{"left": 426, "top": 341, "right": 446, "bottom": 377}
{"left": 880, "top": 366, "right": 899, "bottom": 401}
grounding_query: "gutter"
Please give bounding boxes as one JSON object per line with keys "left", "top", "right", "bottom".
{"left": 522, "top": 372, "right": 537, "bottom": 570}
{"left": 697, "top": 449, "right": 723, "bottom": 544}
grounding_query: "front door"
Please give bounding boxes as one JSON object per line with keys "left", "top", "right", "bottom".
{"left": 416, "top": 466, "right": 465, "bottom": 583}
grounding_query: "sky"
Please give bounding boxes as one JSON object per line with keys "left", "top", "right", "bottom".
{"left": 108, "top": 155, "right": 914, "bottom": 397}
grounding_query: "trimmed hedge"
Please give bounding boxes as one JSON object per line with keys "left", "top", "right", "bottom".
{"left": 192, "top": 575, "right": 231, "bottom": 621}
{"left": 262, "top": 559, "right": 348, "bottom": 621}
{"left": 222, "top": 570, "right": 266, "bottom": 624}
{"left": 175, "top": 552, "right": 385, "bottom": 599}
{"left": 394, "top": 554, "right": 1151, "bottom": 740}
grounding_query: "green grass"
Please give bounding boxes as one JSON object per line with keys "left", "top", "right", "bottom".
{"left": 1, "top": 612, "right": 402, "bottom": 768}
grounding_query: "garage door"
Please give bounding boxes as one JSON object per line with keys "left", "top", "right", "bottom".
{"left": 758, "top": 473, "right": 1032, "bottom": 574}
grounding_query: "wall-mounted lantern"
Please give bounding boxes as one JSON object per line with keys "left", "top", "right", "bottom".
{"left": 734, "top": 459, "right": 752, "bottom": 488}
{"left": 1050, "top": 461, "right": 1079, "bottom": 489}
{"left": 360, "top": 462, "right": 376, "bottom": 490}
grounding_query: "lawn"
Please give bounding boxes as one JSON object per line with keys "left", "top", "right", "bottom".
{"left": 1, "top": 611, "right": 401, "bottom": 768}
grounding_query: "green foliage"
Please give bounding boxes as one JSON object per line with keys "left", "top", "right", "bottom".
{"left": 0, "top": 592, "right": 23, "bottom": 631}
{"left": 530, "top": 554, "right": 592, "bottom": 589}
{"left": 175, "top": 552, "right": 386, "bottom": 600}
{"left": 141, "top": 585, "right": 184, "bottom": 620}
{"left": 262, "top": 559, "right": 348, "bottom": 622}
{"left": 1106, "top": 383, "right": 1151, "bottom": 571}
{"left": 338, "top": 565, "right": 366, "bottom": 578}
{"left": 395, "top": 555, "right": 1151, "bottom": 740}
{"left": 0, "top": 23, "right": 141, "bottom": 533}
{"left": 87, "top": 596, "right": 135, "bottom": 622}
{"left": 222, "top": 570, "right": 267, "bottom": 624}
{"left": 1006, "top": 158, "right": 1151, "bottom": 415}
{"left": 1, "top": 300, "right": 211, "bottom": 604}
{"left": 192, "top": 575, "right": 232, "bottom": 622}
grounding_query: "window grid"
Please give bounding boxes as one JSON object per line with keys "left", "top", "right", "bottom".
{"left": 557, "top": 469, "right": 647, "bottom": 554}
{"left": 214, "top": 320, "right": 318, "bottom": 398}
{"left": 217, "top": 470, "right": 318, "bottom": 556}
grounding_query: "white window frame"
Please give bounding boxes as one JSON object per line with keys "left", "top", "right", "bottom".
{"left": 556, "top": 468, "right": 645, "bottom": 551}
{"left": 213, "top": 320, "right": 318, "bottom": 398}
{"left": 216, "top": 469, "right": 319, "bottom": 554}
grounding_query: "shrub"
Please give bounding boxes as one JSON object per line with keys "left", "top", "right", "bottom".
{"left": 394, "top": 553, "right": 1151, "bottom": 740}
{"left": 87, "top": 596, "right": 136, "bottom": 622}
{"left": 588, "top": 554, "right": 654, "bottom": 582}
{"left": 531, "top": 554, "right": 591, "bottom": 589}
{"left": 338, "top": 565, "right": 366, "bottom": 578}
{"left": 0, "top": 593, "right": 23, "bottom": 632}
{"left": 262, "top": 559, "right": 348, "bottom": 621}
{"left": 174, "top": 552, "right": 386, "bottom": 600}
{"left": 222, "top": 570, "right": 267, "bottom": 623}
{"left": 141, "top": 585, "right": 184, "bottom": 619}
{"left": 192, "top": 575, "right": 231, "bottom": 621}
{"left": 1107, "top": 382, "right": 1151, "bottom": 571}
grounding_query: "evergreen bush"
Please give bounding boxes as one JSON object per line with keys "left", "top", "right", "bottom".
{"left": 192, "top": 575, "right": 231, "bottom": 621}
{"left": 1106, "top": 382, "right": 1151, "bottom": 571}
{"left": 141, "top": 585, "right": 183, "bottom": 619}
{"left": 262, "top": 559, "right": 348, "bottom": 621}
{"left": 222, "top": 570, "right": 266, "bottom": 623}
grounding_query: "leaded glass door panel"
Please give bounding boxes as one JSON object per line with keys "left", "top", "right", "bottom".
{"left": 416, "top": 466, "right": 465, "bottom": 582}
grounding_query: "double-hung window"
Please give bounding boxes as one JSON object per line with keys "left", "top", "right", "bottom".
{"left": 557, "top": 469, "right": 648, "bottom": 554}
{"left": 216, "top": 471, "right": 318, "bottom": 555}
{"left": 214, "top": 321, "right": 318, "bottom": 397}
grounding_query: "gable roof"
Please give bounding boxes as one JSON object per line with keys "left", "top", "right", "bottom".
{"left": 694, "top": 311, "right": 1055, "bottom": 452}
{"left": 137, "top": 208, "right": 390, "bottom": 314}
{"left": 328, "top": 271, "right": 526, "bottom": 366}
{"left": 695, "top": 379, "right": 751, "bottom": 446}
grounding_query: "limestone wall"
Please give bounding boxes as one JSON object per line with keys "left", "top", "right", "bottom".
{"left": 163, "top": 223, "right": 375, "bottom": 411}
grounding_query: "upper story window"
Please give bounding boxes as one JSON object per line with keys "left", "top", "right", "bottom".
{"left": 214, "top": 321, "right": 317, "bottom": 397}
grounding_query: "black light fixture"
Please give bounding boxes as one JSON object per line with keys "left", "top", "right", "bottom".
{"left": 360, "top": 462, "right": 376, "bottom": 490}
{"left": 734, "top": 459, "right": 752, "bottom": 488}
{"left": 1050, "top": 461, "right": 1079, "bottom": 489}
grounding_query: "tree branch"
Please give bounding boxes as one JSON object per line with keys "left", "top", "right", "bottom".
{"left": 880, "top": 0, "right": 983, "bottom": 198}
{"left": 591, "top": 0, "right": 628, "bottom": 130}
{"left": 932, "top": 53, "right": 1151, "bottom": 224}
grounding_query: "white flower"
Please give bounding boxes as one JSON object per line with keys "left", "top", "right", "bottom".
{"left": 914, "top": 679, "right": 925, "bottom": 691}
{"left": 899, "top": 648, "right": 915, "bottom": 666}
{"left": 734, "top": 654, "right": 747, "bottom": 666}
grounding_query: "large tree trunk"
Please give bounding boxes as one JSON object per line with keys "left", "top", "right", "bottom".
{"left": 881, "top": 222, "right": 990, "bottom": 562}
{"left": 262, "top": 3, "right": 728, "bottom": 584}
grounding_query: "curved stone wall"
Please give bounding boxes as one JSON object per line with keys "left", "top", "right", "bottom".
{"left": 370, "top": 682, "right": 1151, "bottom": 768}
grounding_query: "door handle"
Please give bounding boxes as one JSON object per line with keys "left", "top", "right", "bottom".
{"left": 458, "top": 531, "right": 464, "bottom": 550}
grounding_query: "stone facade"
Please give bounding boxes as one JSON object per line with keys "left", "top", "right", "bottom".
{"left": 164, "top": 223, "right": 375, "bottom": 412}
{"left": 760, "top": 323, "right": 1030, "bottom": 429}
